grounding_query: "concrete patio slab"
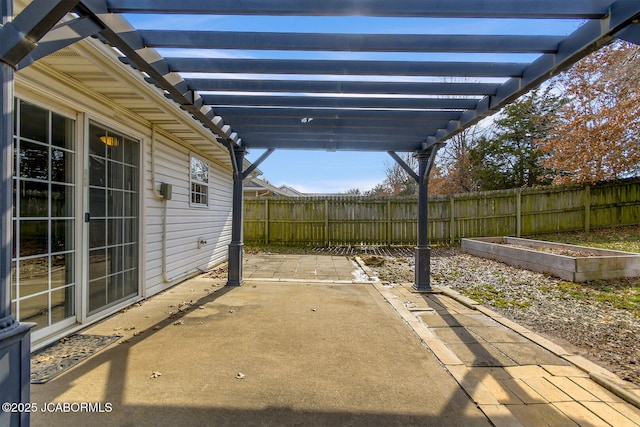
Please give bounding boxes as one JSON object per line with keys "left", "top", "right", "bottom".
{"left": 28, "top": 254, "right": 640, "bottom": 427}
{"left": 243, "top": 254, "right": 360, "bottom": 282}
{"left": 30, "top": 258, "right": 488, "bottom": 427}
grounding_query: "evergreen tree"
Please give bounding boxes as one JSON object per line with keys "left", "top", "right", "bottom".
{"left": 469, "top": 88, "right": 564, "bottom": 190}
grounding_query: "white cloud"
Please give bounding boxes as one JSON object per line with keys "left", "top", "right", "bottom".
{"left": 277, "top": 178, "right": 382, "bottom": 194}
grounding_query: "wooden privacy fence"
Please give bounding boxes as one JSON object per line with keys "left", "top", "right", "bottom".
{"left": 243, "top": 179, "right": 640, "bottom": 246}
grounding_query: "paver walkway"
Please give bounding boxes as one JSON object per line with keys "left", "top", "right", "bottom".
{"left": 29, "top": 254, "right": 640, "bottom": 427}
{"left": 373, "top": 280, "right": 640, "bottom": 427}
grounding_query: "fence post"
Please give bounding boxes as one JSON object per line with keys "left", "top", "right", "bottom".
{"left": 449, "top": 196, "right": 455, "bottom": 244}
{"left": 264, "top": 199, "right": 269, "bottom": 245}
{"left": 324, "top": 198, "right": 329, "bottom": 246}
{"left": 516, "top": 189, "right": 522, "bottom": 237}
{"left": 584, "top": 185, "right": 591, "bottom": 232}
{"left": 387, "top": 198, "right": 392, "bottom": 245}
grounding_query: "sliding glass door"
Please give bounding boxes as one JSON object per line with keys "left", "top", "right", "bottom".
{"left": 12, "top": 102, "right": 141, "bottom": 339}
{"left": 87, "top": 123, "right": 139, "bottom": 316}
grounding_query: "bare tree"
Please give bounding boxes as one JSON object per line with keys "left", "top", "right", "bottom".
{"left": 541, "top": 41, "right": 640, "bottom": 184}
{"left": 365, "top": 152, "right": 419, "bottom": 197}
{"left": 437, "top": 128, "right": 482, "bottom": 193}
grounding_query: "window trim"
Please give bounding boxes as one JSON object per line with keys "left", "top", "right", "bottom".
{"left": 189, "top": 153, "right": 210, "bottom": 207}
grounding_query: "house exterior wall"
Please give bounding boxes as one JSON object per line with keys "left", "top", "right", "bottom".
{"left": 13, "top": 51, "right": 233, "bottom": 347}
{"left": 143, "top": 134, "right": 233, "bottom": 296}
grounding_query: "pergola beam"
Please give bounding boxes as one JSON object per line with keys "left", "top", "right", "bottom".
{"left": 188, "top": 79, "right": 501, "bottom": 97}
{"left": 140, "top": 30, "right": 563, "bottom": 53}
{"left": 229, "top": 136, "right": 429, "bottom": 152}
{"left": 223, "top": 117, "right": 452, "bottom": 130}
{"left": 16, "top": 16, "right": 103, "bottom": 69}
{"left": 106, "top": 0, "right": 614, "bottom": 19}
{"left": 233, "top": 126, "right": 440, "bottom": 138}
{"left": 213, "top": 107, "right": 463, "bottom": 122}
{"left": 96, "top": 0, "right": 640, "bottom": 154}
{"left": 236, "top": 132, "right": 430, "bottom": 142}
{"left": 166, "top": 57, "right": 527, "bottom": 78}
{"left": 616, "top": 23, "right": 640, "bottom": 44}
{"left": 0, "top": 0, "right": 81, "bottom": 67}
{"left": 201, "top": 94, "right": 479, "bottom": 110}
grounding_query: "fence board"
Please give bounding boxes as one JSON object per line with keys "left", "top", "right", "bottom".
{"left": 244, "top": 179, "right": 640, "bottom": 246}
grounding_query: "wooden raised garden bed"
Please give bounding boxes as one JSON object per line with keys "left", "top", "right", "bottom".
{"left": 461, "top": 237, "right": 640, "bottom": 282}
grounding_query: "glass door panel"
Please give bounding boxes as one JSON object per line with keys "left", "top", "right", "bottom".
{"left": 87, "top": 124, "right": 139, "bottom": 315}
{"left": 11, "top": 100, "right": 76, "bottom": 334}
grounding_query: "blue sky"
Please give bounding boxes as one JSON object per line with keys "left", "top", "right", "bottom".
{"left": 246, "top": 149, "right": 389, "bottom": 193}
{"left": 126, "top": 13, "right": 584, "bottom": 193}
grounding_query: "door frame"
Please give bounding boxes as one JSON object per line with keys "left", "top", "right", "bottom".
{"left": 79, "top": 115, "right": 143, "bottom": 325}
{"left": 11, "top": 94, "right": 80, "bottom": 344}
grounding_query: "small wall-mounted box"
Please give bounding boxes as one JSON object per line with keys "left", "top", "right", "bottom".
{"left": 160, "top": 182, "right": 172, "bottom": 200}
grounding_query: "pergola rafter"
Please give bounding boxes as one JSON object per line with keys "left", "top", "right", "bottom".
{"left": 165, "top": 57, "right": 528, "bottom": 79}
{"left": 103, "top": 0, "right": 620, "bottom": 19}
{"left": 213, "top": 107, "right": 464, "bottom": 122}
{"left": 187, "top": 80, "right": 502, "bottom": 97}
{"left": 138, "top": 31, "right": 565, "bottom": 54}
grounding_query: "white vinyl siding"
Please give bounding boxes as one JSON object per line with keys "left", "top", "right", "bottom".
{"left": 144, "top": 137, "right": 232, "bottom": 296}
{"left": 14, "top": 33, "right": 234, "bottom": 347}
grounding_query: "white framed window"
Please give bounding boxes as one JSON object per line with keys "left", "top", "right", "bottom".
{"left": 190, "top": 154, "right": 209, "bottom": 206}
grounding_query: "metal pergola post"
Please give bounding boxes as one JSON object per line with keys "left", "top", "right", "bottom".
{"left": 389, "top": 148, "right": 439, "bottom": 292}
{"left": 0, "top": 31, "right": 15, "bottom": 349}
{"left": 0, "top": 2, "right": 88, "bottom": 424}
{"left": 413, "top": 150, "right": 433, "bottom": 292}
{"left": 227, "top": 146, "right": 246, "bottom": 286}
{"left": 225, "top": 146, "right": 274, "bottom": 286}
{"left": 0, "top": 6, "right": 34, "bottom": 427}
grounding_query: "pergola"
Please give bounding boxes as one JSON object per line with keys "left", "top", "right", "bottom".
{"left": 1, "top": 1, "right": 639, "bottom": 424}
